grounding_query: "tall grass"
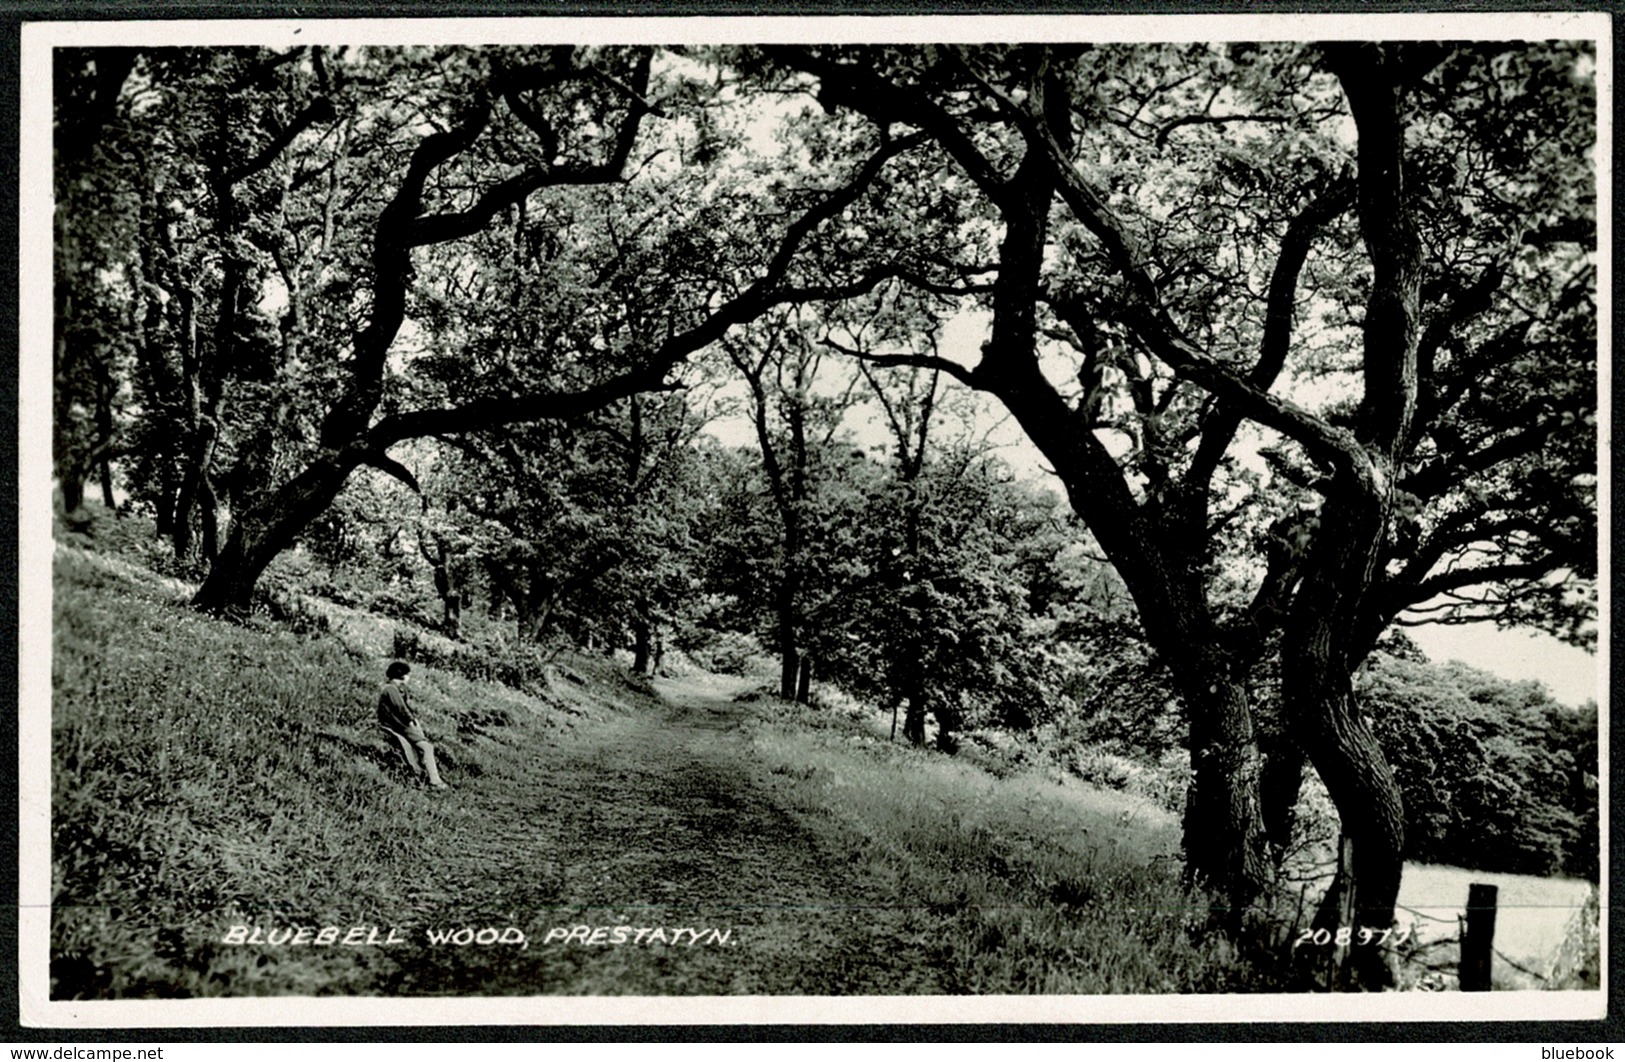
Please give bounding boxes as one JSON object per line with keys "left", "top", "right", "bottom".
{"left": 738, "top": 701, "right": 1281, "bottom": 993}
{"left": 50, "top": 546, "right": 543, "bottom": 997}
{"left": 52, "top": 537, "right": 1285, "bottom": 997}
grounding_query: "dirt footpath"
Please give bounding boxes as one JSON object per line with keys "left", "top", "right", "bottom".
{"left": 382, "top": 672, "right": 944, "bottom": 996}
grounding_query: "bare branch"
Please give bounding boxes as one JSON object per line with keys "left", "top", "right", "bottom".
{"left": 773, "top": 48, "right": 1015, "bottom": 210}
{"left": 1186, "top": 175, "right": 1356, "bottom": 495}
{"left": 362, "top": 451, "right": 422, "bottom": 494}
{"left": 822, "top": 336, "right": 976, "bottom": 388}
{"left": 1398, "top": 558, "right": 1562, "bottom": 610}
{"left": 368, "top": 363, "right": 674, "bottom": 448}
{"left": 1402, "top": 419, "right": 1567, "bottom": 500}
{"left": 1004, "top": 66, "right": 1370, "bottom": 481}
{"left": 371, "top": 130, "right": 913, "bottom": 459}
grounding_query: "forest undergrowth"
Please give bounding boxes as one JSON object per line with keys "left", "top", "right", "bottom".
{"left": 49, "top": 524, "right": 1283, "bottom": 998}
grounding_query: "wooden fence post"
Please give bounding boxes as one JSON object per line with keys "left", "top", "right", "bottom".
{"left": 1330, "top": 835, "right": 1357, "bottom": 988}
{"left": 1460, "top": 882, "right": 1499, "bottom": 991}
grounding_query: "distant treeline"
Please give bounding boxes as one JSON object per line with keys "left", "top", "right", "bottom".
{"left": 1360, "top": 637, "right": 1598, "bottom": 881}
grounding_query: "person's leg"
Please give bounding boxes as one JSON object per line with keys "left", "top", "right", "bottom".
{"left": 402, "top": 721, "right": 447, "bottom": 788}
{"left": 383, "top": 726, "right": 422, "bottom": 775}
{"left": 413, "top": 738, "right": 447, "bottom": 788}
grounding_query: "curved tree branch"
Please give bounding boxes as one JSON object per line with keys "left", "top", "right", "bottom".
{"left": 225, "top": 94, "right": 337, "bottom": 186}
{"left": 1397, "top": 557, "right": 1563, "bottom": 611}
{"left": 1403, "top": 419, "right": 1567, "bottom": 500}
{"left": 1155, "top": 111, "right": 1292, "bottom": 149}
{"left": 362, "top": 450, "right": 422, "bottom": 494}
{"left": 773, "top": 47, "right": 1015, "bottom": 210}
{"left": 371, "top": 128, "right": 919, "bottom": 458}
{"left": 1186, "top": 175, "right": 1357, "bottom": 496}
{"left": 822, "top": 336, "right": 975, "bottom": 388}
{"left": 1010, "top": 63, "right": 1371, "bottom": 482}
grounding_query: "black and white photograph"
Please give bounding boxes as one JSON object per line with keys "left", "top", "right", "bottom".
{"left": 20, "top": 11, "right": 1608, "bottom": 1027}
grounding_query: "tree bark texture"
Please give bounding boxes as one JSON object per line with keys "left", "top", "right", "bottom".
{"left": 796, "top": 655, "right": 813, "bottom": 704}
{"left": 1272, "top": 44, "right": 1426, "bottom": 988}
{"left": 902, "top": 697, "right": 926, "bottom": 746}
{"left": 632, "top": 616, "right": 653, "bottom": 675}
{"left": 1283, "top": 498, "right": 1408, "bottom": 988}
{"left": 190, "top": 451, "right": 362, "bottom": 613}
{"left": 1259, "top": 735, "right": 1308, "bottom": 859}
{"left": 1176, "top": 670, "right": 1273, "bottom": 922}
{"left": 778, "top": 642, "right": 800, "bottom": 703}
{"left": 933, "top": 697, "right": 960, "bottom": 753}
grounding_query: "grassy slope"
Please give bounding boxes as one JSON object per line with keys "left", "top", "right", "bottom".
{"left": 51, "top": 539, "right": 1274, "bottom": 998}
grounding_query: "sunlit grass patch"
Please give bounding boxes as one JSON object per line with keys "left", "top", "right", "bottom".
{"left": 741, "top": 719, "right": 1271, "bottom": 993}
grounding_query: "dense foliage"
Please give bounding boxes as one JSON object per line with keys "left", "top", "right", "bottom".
{"left": 1361, "top": 637, "right": 1598, "bottom": 880}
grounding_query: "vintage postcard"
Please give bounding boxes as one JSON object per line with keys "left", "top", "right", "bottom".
{"left": 21, "top": 11, "right": 1609, "bottom": 1028}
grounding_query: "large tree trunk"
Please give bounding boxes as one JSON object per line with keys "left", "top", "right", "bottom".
{"left": 775, "top": 564, "right": 801, "bottom": 701}
{"left": 1297, "top": 688, "right": 1405, "bottom": 989}
{"left": 778, "top": 643, "right": 800, "bottom": 703}
{"left": 1259, "top": 734, "right": 1308, "bottom": 860}
{"left": 933, "top": 695, "right": 960, "bottom": 753}
{"left": 1282, "top": 477, "right": 1407, "bottom": 989}
{"left": 152, "top": 464, "right": 177, "bottom": 538}
{"left": 896, "top": 639, "right": 929, "bottom": 747}
{"left": 94, "top": 358, "right": 117, "bottom": 510}
{"left": 902, "top": 697, "right": 926, "bottom": 746}
{"left": 172, "top": 416, "right": 219, "bottom": 564}
{"left": 441, "top": 587, "right": 462, "bottom": 640}
{"left": 191, "top": 454, "right": 360, "bottom": 613}
{"left": 993, "top": 366, "right": 1278, "bottom": 916}
{"left": 59, "top": 472, "right": 87, "bottom": 528}
{"left": 1176, "top": 670, "right": 1273, "bottom": 923}
{"left": 1280, "top": 43, "right": 1422, "bottom": 990}
{"left": 517, "top": 569, "right": 557, "bottom": 644}
{"left": 421, "top": 533, "right": 462, "bottom": 639}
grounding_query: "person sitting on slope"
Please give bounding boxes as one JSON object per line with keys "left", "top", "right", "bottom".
{"left": 377, "top": 661, "right": 449, "bottom": 791}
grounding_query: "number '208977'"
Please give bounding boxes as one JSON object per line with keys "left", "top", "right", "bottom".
{"left": 1294, "top": 925, "right": 1417, "bottom": 948}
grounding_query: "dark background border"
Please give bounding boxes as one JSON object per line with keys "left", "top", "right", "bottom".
{"left": 5, "top": 0, "right": 1620, "bottom": 1044}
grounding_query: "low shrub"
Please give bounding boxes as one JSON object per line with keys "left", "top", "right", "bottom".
{"left": 367, "top": 591, "right": 435, "bottom": 627}
{"left": 1061, "top": 745, "right": 1188, "bottom": 815}
{"left": 251, "top": 584, "right": 332, "bottom": 637}
{"left": 390, "top": 627, "right": 555, "bottom": 696}
{"left": 681, "top": 629, "right": 770, "bottom": 676}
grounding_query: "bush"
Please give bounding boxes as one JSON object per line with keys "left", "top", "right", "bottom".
{"left": 1063, "top": 745, "right": 1188, "bottom": 813}
{"left": 390, "top": 627, "right": 555, "bottom": 696}
{"left": 368, "top": 591, "right": 435, "bottom": 627}
{"left": 683, "top": 629, "right": 770, "bottom": 676}
{"left": 251, "top": 584, "right": 332, "bottom": 637}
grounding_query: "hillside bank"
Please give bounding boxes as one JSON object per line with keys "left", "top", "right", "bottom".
{"left": 51, "top": 541, "right": 1267, "bottom": 998}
